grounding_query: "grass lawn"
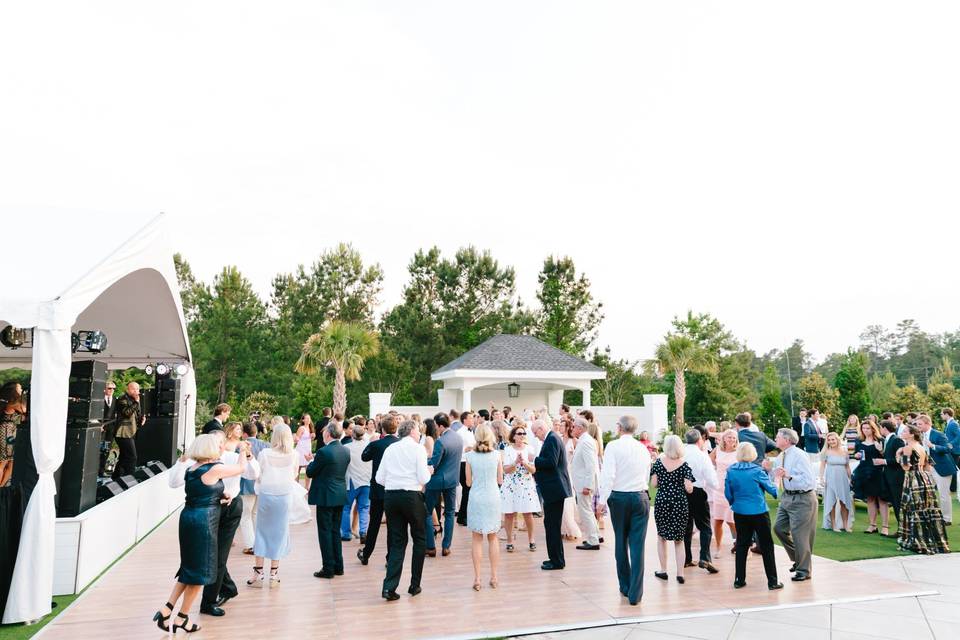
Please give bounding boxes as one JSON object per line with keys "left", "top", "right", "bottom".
{"left": 765, "top": 495, "right": 959, "bottom": 562}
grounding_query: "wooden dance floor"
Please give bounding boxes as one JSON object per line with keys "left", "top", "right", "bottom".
{"left": 39, "top": 507, "right": 929, "bottom": 640}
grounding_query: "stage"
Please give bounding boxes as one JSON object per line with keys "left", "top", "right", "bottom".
{"left": 35, "top": 500, "right": 931, "bottom": 640}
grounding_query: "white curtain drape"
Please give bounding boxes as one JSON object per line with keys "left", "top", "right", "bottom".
{"left": 2, "top": 329, "right": 72, "bottom": 623}
{"left": 179, "top": 367, "right": 197, "bottom": 451}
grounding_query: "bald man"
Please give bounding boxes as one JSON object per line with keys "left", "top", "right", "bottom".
{"left": 112, "top": 381, "right": 145, "bottom": 479}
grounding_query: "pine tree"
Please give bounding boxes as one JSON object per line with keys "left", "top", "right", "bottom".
{"left": 757, "top": 364, "right": 790, "bottom": 434}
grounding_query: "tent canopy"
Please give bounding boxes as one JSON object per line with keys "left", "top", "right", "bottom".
{"left": 0, "top": 209, "right": 193, "bottom": 625}
{"left": 0, "top": 208, "right": 190, "bottom": 368}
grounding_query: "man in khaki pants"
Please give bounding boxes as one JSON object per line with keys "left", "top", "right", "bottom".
{"left": 571, "top": 417, "right": 600, "bottom": 550}
{"left": 771, "top": 428, "right": 818, "bottom": 582}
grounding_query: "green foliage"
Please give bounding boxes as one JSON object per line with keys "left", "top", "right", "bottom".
{"left": 649, "top": 333, "right": 718, "bottom": 429}
{"left": 0, "top": 368, "right": 30, "bottom": 389}
{"left": 296, "top": 321, "right": 380, "bottom": 416}
{"left": 834, "top": 350, "right": 870, "bottom": 418}
{"left": 927, "top": 383, "right": 960, "bottom": 423}
{"left": 290, "top": 371, "right": 333, "bottom": 420}
{"left": 797, "top": 373, "right": 839, "bottom": 421}
{"left": 110, "top": 367, "right": 154, "bottom": 391}
{"left": 888, "top": 384, "right": 931, "bottom": 417}
{"left": 757, "top": 364, "right": 790, "bottom": 434}
{"left": 867, "top": 371, "right": 899, "bottom": 415}
{"left": 236, "top": 391, "right": 279, "bottom": 423}
{"left": 533, "top": 255, "right": 603, "bottom": 357}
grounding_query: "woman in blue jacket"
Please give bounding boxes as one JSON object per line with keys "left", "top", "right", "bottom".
{"left": 724, "top": 442, "right": 782, "bottom": 590}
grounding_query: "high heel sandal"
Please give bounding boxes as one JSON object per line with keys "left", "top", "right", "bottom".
{"left": 489, "top": 578, "right": 498, "bottom": 589}
{"left": 505, "top": 543, "right": 514, "bottom": 552}
{"left": 269, "top": 566, "right": 280, "bottom": 586}
{"left": 152, "top": 602, "right": 174, "bottom": 631}
{"left": 173, "top": 612, "right": 200, "bottom": 634}
{"left": 473, "top": 580, "right": 482, "bottom": 591}
{"left": 247, "top": 565, "right": 264, "bottom": 587}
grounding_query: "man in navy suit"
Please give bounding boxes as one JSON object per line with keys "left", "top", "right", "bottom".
{"left": 357, "top": 415, "right": 400, "bottom": 565}
{"left": 307, "top": 421, "right": 351, "bottom": 578}
{"left": 877, "top": 419, "right": 906, "bottom": 526}
{"left": 942, "top": 408, "right": 960, "bottom": 493}
{"left": 919, "top": 414, "right": 957, "bottom": 525}
{"left": 425, "top": 413, "right": 463, "bottom": 557}
{"left": 735, "top": 413, "right": 778, "bottom": 464}
{"left": 532, "top": 418, "right": 572, "bottom": 570}
{"left": 801, "top": 410, "right": 822, "bottom": 465}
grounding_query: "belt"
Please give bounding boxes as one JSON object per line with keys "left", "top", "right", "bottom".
{"left": 784, "top": 489, "right": 813, "bottom": 495}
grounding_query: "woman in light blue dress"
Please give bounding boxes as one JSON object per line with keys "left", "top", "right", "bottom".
{"left": 465, "top": 424, "right": 504, "bottom": 591}
{"left": 819, "top": 432, "right": 853, "bottom": 531}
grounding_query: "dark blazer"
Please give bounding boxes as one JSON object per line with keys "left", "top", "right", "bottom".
{"left": 801, "top": 419, "right": 820, "bottom": 454}
{"left": 946, "top": 419, "right": 960, "bottom": 454}
{"left": 883, "top": 434, "right": 906, "bottom": 482}
{"left": 201, "top": 418, "right": 224, "bottom": 434}
{"left": 362, "top": 434, "right": 399, "bottom": 500}
{"left": 426, "top": 429, "right": 463, "bottom": 491}
{"left": 738, "top": 428, "right": 778, "bottom": 464}
{"left": 533, "top": 431, "right": 572, "bottom": 503}
{"left": 927, "top": 429, "right": 957, "bottom": 477}
{"left": 306, "top": 439, "right": 351, "bottom": 507}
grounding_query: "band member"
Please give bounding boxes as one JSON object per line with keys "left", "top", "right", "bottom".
{"left": 99, "top": 381, "right": 118, "bottom": 476}
{"left": 113, "top": 382, "right": 145, "bottom": 479}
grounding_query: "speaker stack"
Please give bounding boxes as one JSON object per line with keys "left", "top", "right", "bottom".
{"left": 58, "top": 360, "right": 108, "bottom": 517}
{"left": 136, "top": 373, "right": 180, "bottom": 468}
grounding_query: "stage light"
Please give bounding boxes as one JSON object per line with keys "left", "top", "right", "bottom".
{"left": 144, "top": 364, "right": 155, "bottom": 375}
{"left": 155, "top": 363, "right": 170, "bottom": 377}
{"left": 1, "top": 326, "right": 32, "bottom": 349}
{"left": 173, "top": 363, "right": 189, "bottom": 377}
{"left": 71, "top": 330, "right": 108, "bottom": 354}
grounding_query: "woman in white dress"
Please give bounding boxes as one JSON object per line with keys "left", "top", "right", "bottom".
{"left": 500, "top": 422, "right": 539, "bottom": 552}
{"left": 294, "top": 414, "right": 315, "bottom": 490}
{"left": 559, "top": 418, "right": 582, "bottom": 541}
{"left": 249, "top": 419, "right": 299, "bottom": 587}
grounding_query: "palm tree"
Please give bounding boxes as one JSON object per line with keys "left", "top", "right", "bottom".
{"left": 295, "top": 321, "right": 380, "bottom": 417}
{"left": 647, "top": 335, "right": 717, "bottom": 431}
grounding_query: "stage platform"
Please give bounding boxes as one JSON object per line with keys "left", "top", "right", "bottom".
{"left": 38, "top": 502, "right": 930, "bottom": 640}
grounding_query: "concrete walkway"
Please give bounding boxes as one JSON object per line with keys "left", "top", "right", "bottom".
{"left": 516, "top": 553, "right": 960, "bottom": 640}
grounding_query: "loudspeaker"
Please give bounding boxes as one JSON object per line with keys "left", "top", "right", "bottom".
{"left": 146, "top": 460, "right": 168, "bottom": 475}
{"left": 96, "top": 479, "right": 124, "bottom": 503}
{"left": 134, "top": 465, "right": 157, "bottom": 481}
{"left": 114, "top": 475, "right": 138, "bottom": 490}
{"left": 136, "top": 415, "right": 177, "bottom": 468}
{"left": 67, "top": 360, "right": 107, "bottom": 423}
{"left": 58, "top": 426, "right": 102, "bottom": 517}
{"left": 70, "top": 360, "right": 107, "bottom": 381}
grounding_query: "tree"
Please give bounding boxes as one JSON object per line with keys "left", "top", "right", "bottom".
{"left": 173, "top": 253, "right": 203, "bottom": 322}
{"left": 295, "top": 321, "right": 380, "bottom": 416}
{"left": 757, "top": 364, "right": 790, "bottom": 435}
{"left": 927, "top": 383, "right": 960, "bottom": 423}
{"left": 859, "top": 324, "right": 895, "bottom": 362}
{"left": 888, "top": 384, "right": 931, "bottom": 417}
{"left": 834, "top": 350, "right": 871, "bottom": 419}
{"left": 796, "top": 373, "right": 839, "bottom": 425}
{"left": 237, "top": 391, "right": 280, "bottom": 424}
{"left": 930, "top": 357, "right": 956, "bottom": 387}
{"left": 867, "top": 371, "right": 899, "bottom": 415}
{"left": 190, "top": 266, "right": 271, "bottom": 405}
{"left": 534, "top": 256, "right": 603, "bottom": 356}
{"left": 647, "top": 335, "right": 718, "bottom": 429}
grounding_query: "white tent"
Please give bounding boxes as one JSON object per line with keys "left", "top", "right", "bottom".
{"left": 0, "top": 210, "right": 193, "bottom": 624}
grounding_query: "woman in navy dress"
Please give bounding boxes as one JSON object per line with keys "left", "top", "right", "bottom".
{"left": 153, "top": 434, "right": 248, "bottom": 634}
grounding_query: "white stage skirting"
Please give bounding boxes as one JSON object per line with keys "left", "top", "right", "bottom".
{"left": 53, "top": 470, "right": 184, "bottom": 595}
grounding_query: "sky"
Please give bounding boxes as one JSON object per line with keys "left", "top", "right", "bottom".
{"left": 1, "top": 2, "right": 958, "bottom": 364}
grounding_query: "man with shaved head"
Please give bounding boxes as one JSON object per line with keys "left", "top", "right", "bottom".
{"left": 112, "top": 381, "right": 146, "bottom": 480}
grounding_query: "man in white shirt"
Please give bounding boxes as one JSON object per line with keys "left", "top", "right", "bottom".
{"left": 570, "top": 417, "right": 600, "bottom": 550}
{"left": 375, "top": 419, "right": 431, "bottom": 601}
{"left": 341, "top": 423, "right": 373, "bottom": 543}
{"left": 682, "top": 429, "right": 719, "bottom": 574}
{"left": 455, "top": 411, "right": 477, "bottom": 526}
{"left": 598, "top": 415, "right": 651, "bottom": 606}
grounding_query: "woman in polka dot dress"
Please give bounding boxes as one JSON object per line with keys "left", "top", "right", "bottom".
{"left": 650, "top": 434, "right": 695, "bottom": 584}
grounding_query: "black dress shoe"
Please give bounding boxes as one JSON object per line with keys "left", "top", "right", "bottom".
{"left": 335, "top": 568, "right": 344, "bottom": 576}
{"left": 357, "top": 548, "right": 368, "bottom": 566}
{"left": 541, "top": 561, "right": 564, "bottom": 570}
{"left": 576, "top": 543, "right": 600, "bottom": 550}
{"left": 791, "top": 574, "right": 810, "bottom": 582}
{"left": 199, "top": 606, "right": 225, "bottom": 617}
{"left": 313, "top": 570, "right": 335, "bottom": 579}
{"left": 768, "top": 582, "right": 784, "bottom": 590}
{"left": 733, "top": 580, "right": 746, "bottom": 589}
{"left": 599, "top": 537, "right": 604, "bottom": 543}
{"left": 408, "top": 585, "right": 422, "bottom": 596}
{"left": 654, "top": 571, "right": 668, "bottom": 581}
{"left": 214, "top": 594, "right": 234, "bottom": 607}
{"left": 382, "top": 590, "right": 400, "bottom": 601}
{"left": 788, "top": 563, "right": 797, "bottom": 573}
{"left": 699, "top": 561, "right": 719, "bottom": 574}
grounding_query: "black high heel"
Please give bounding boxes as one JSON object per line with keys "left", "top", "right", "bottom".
{"left": 173, "top": 612, "right": 200, "bottom": 634}
{"left": 152, "top": 602, "right": 174, "bottom": 631}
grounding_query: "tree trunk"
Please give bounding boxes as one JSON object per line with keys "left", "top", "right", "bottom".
{"left": 217, "top": 365, "right": 228, "bottom": 404}
{"left": 334, "top": 368, "right": 347, "bottom": 417}
{"left": 674, "top": 371, "right": 686, "bottom": 431}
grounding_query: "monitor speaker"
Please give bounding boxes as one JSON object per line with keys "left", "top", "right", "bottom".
{"left": 114, "top": 475, "right": 138, "bottom": 490}
{"left": 96, "top": 479, "right": 124, "bottom": 503}
{"left": 57, "top": 426, "right": 102, "bottom": 517}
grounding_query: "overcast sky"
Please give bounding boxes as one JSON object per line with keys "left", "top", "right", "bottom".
{"left": 2, "top": 2, "right": 958, "bottom": 364}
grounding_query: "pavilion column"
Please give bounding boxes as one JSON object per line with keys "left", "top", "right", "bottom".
{"left": 461, "top": 387, "right": 473, "bottom": 412}
{"left": 581, "top": 384, "right": 591, "bottom": 408}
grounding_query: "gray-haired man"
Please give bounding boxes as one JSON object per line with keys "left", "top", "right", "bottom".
{"left": 771, "top": 428, "right": 817, "bottom": 581}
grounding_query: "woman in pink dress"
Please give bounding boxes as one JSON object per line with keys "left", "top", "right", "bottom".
{"left": 294, "top": 414, "right": 315, "bottom": 490}
{"left": 709, "top": 429, "right": 739, "bottom": 552}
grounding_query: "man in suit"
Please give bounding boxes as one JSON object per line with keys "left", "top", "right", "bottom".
{"left": 942, "top": 408, "right": 960, "bottom": 493}
{"left": 877, "top": 418, "right": 906, "bottom": 527}
{"left": 358, "top": 414, "right": 400, "bottom": 565}
{"left": 425, "top": 413, "right": 462, "bottom": 557}
{"left": 98, "top": 381, "right": 118, "bottom": 476}
{"left": 801, "top": 410, "right": 821, "bottom": 466}
{"left": 735, "top": 413, "right": 778, "bottom": 464}
{"left": 112, "top": 382, "right": 145, "bottom": 480}
{"left": 532, "top": 418, "right": 572, "bottom": 570}
{"left": 307, "top": 421, "right": 351, "bottom": 578}
{"left": 918, "top": 413, "right": 957, "bottom": 525}
{"left": 202, "top": 403, "right": 231, "bottom": 435}
{"left": 570, "top": 417, "right": 600, "bottom": 550}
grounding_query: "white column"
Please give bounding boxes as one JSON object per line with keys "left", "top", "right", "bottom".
{"left": 461, "top": 387, "right": 473, "bottom": 412}
{"left": 580, "top": 384, "right": 592, "bottom": 408}
{"left": 644, "top": 394, "right": 669, "bottom": 439}
{"left": 368, "top": 392, "right": 392, "bottom": 417}
{"left": 546, "top": 389, "right": 564, "bottom": 416}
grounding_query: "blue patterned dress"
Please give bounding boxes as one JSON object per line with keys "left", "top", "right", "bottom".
{"left": 466, "top": 450, "right": 501, "bottom": 534}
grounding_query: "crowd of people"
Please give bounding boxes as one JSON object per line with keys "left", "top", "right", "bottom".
{"left": 151, "top": 402, "right": 958, "bottom": 633}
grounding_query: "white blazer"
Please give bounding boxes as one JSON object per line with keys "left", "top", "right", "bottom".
{"left": 570, "top": 435, "right": 599, "bottom": 493}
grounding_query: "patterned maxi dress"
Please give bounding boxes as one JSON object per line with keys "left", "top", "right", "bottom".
{"left": 898, "top": 450, "right": 949, "bottom": 555}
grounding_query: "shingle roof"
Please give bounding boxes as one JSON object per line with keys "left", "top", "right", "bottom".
{"left": 433, "top": 334, "right": 604, "bottom": 374}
